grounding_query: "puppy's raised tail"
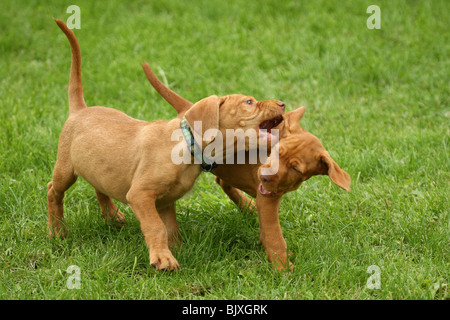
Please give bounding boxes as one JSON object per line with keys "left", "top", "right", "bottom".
{"left": 54, "top": 18, "right": 87, "bottom": 113}
{"left": 142, "top": 61, "right": 193, "bottom": 114}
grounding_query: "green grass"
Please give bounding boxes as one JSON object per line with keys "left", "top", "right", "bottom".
{"left": 0, "top": 0, "right": 448, "bottom": 299}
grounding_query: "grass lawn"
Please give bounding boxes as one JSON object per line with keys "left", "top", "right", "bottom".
{"left": 0, "top": 0, "right": 448, "bottom": 299}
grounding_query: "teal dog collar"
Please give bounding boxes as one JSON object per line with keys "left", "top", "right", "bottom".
{"left": 180, "top": 118, "right": 217, "bottom": 172}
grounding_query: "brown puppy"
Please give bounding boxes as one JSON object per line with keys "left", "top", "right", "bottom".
{"left": 142, "top": 64, "right": 351, "bottom": 270}
{"left": 48, "top": 20, "right": 285, "bottom": 271}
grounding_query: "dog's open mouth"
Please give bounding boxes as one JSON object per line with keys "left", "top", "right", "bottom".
{"left": 258, "top": 115, "right": 284, "bottom": 142}
{"left": 259, "top": 183, "right": 276, "bottom": 197}
{"left": 258, "top": 115, "right": 284, "bottom": 132}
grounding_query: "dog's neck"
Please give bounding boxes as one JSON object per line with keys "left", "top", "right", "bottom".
{"left": 180, "top": 118, "right": 218, "bottom": 172}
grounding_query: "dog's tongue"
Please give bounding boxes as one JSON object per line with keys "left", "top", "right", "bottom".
{"left": 259, "top": 183, "right": 274, "bottom": 196}
{"left": 259, "top": 130, "right": 278, "bottom": 144}
{"left": 267, "top": 131, "right": 277, "bottom": 142}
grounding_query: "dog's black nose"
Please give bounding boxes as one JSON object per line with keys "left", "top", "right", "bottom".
{"left": 276, "top": 101, "right": 285, "bottom": 111}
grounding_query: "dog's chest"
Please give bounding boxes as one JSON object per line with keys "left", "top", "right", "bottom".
{"left": 157, "top": 164, "right": 202, "bottom": 205}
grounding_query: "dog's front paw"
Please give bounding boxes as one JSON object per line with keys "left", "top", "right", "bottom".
{"left": 272, "top": 260, "right": 295, "bottom": 272}
{"left": 110, "top": 210, "right": 126, "bottom": 228}
{"left": 150, "top": 250, "right": 179, "bottom": 271}
{"left": 240, "top": 199, "right": 257, "bottom": 214}
{"left": 47, "top": 223, "right": 67, "bottom": 238}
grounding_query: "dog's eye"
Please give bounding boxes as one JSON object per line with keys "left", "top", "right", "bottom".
{"left": 245, "top": 100, "right": 253, "bottom": 105}
{"left": 291, "top": 167, "right": 302, "bottom": 175}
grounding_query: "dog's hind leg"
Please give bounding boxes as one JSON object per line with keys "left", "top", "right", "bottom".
{"left": 47, "top": 162, "right": 77, "bottom": 238}
{"left": 95, "top": 190, "right": 126, "bottom": 227}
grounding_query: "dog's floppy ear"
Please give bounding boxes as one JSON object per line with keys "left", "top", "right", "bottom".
{"left": 285, "top": 106, "right": 306, "bottom": 131}
{"left": 184, "top": 95, "right": 220, "bottom": 146}
{"left": 319, "top": 154, "right": 351, "bottom": 191}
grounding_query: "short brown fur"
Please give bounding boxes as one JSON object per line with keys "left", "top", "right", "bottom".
{"left": 142, "top": 64, "right": 351, "bottom": 270}
{"left": 48, "top": 20, "right": 285, "bottom": 271}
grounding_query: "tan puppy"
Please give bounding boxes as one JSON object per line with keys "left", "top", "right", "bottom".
{"left": 215, "top": 116, "right": 351, "bottom": 270}
{"left": 48, "top": 19, "right": 285, "bottom": 271}
{"left": 142, "top": 64, "right": 351, "bottom": 270}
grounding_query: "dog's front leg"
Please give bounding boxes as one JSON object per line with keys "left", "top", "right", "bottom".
{"left": 255, "top": 194, "right": 290, "bottom": 271}
{"left": 215, "top": 177, "right": 256, "bottom": 212}
{"left": 126, "top": 188, "right": 179, "bottom": 271}
{"left": 158, "top": 203, "right": 180, "bottom": 248}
